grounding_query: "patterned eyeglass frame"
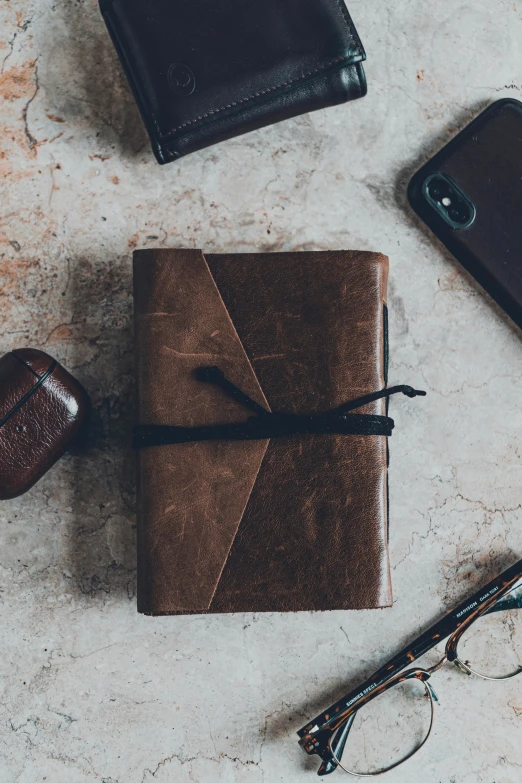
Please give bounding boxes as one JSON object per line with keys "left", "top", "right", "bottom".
{"left": 297, "top": 558, "right": 522, "bottom": 777}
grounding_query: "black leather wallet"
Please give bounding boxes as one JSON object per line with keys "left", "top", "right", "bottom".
{"left": 99, "top": 0, "right": 367, "bottom": 164}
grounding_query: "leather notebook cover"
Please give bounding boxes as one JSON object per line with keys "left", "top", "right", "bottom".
{"left": 99, "top": 0, "right": 367, "bottom": 163}
{"left": 134, "top": 249, "right": 391, "bottom": 614}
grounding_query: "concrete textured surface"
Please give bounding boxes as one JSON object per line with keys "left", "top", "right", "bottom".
{"left": 1, "top": 1, "right": 522, "bottom": 781}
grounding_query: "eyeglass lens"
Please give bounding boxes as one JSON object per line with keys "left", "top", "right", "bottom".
{"left": 330, "top": 677, "right": 434, "bottom": 776}
{"left": 456, "top": 579, "right": 522, "bottom": 680}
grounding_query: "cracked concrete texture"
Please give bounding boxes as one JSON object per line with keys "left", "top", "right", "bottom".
{"left": 1, "top": 0, "right": 522, "bottom": 780}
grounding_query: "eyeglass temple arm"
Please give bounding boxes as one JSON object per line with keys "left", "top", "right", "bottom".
{"left": 485, "top": 592, "right": 522, "bottom": 614}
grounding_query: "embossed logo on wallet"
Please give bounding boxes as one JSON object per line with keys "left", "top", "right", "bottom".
{"left": 168, "top": 63, "right": 196, "bottom": 97}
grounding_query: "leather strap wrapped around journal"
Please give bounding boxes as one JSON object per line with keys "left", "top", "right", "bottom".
{"left": 134, "top": 249, "right": 422, "bottom": 615}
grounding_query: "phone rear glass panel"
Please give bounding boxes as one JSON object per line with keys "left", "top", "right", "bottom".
{"left": 408, "top": 99, "right": 522, "bottom": 328}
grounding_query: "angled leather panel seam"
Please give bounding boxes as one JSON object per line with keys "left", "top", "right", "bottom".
{"left": 201, "top": 251, "right": 271, "bottom": 609}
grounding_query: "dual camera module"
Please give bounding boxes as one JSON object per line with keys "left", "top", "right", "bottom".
{"left": 422, "top": 173, "right": 476, "bottom": 230}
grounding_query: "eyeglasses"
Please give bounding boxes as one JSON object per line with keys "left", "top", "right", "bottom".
{"left": 298, "top": 558, "right": 522, "bottom": 777}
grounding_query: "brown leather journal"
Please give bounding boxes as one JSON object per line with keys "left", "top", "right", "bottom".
{"left": 134, "top": 248, "right": 392, "bottom": 614}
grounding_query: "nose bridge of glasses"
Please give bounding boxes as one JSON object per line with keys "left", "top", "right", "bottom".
{"left": 424, "top": 654, "right": 447, "bottom": 675}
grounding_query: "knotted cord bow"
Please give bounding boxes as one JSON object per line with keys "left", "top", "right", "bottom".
{"left": 133, "top": 366, "right": 426, "bottom": 449}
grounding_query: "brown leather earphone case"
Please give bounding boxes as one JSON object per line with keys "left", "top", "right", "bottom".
{"left": 0, "top": 349, "right": 89, "bottom": 499}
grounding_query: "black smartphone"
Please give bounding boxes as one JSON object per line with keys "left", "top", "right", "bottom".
{"left": 408, "top": 99, "right": 522, "bottom": 330}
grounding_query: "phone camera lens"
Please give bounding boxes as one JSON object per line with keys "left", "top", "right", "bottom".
{"left": 423, "top": 173, "right": 475, "bottom": 229}
{"left": 449, "top": 206, "right": 469, "bottom": 224}
{"left": 428, "top": 181, "right": 443, "bottom": 200}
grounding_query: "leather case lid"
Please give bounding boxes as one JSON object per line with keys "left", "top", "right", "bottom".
{"left": 0, "top": 349, "right": 89, "bottom": 500}
{"left": 100, "top": 0, "right": 364, "bottom": 143}
{"left": 134, "top": 249, "right": 391, "bottom": 615}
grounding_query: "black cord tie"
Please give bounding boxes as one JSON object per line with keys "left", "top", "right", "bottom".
{"left": 133, "top": 366, "right": 426, "bottom": 449}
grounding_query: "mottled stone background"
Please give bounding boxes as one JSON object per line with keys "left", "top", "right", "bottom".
{"left": 1, "top": 1, "right": 522, "bottom": 781}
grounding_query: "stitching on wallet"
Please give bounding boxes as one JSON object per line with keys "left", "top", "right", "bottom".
{"left": 332, "top": 0, "right": 361, "bottom": 49}
{"left": 153, "top": 0, "right": 362, "bottom": 140}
